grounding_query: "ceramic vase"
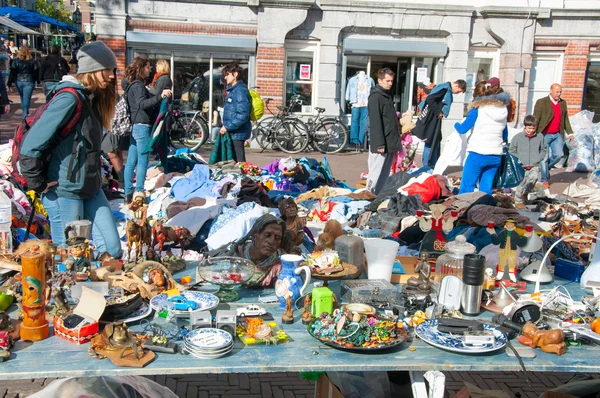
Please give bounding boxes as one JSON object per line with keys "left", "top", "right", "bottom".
{"left": 275, "top": 254, "right": 311, "bottom": 309}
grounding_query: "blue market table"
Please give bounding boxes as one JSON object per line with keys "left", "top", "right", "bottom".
{"left": 0, "top": 275, "right": 595, "bottom": 380}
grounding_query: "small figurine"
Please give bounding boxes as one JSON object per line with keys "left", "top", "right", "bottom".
{"left": 65, "top": 237, "right": 91, "bottom": 273}
{"left": 483, "top": 268, "right": 496, "bottom": 290}
{"left": 281, "top": 294, "right": 294, "bottom": 324}
{"left": 301, "top": 295, "right": 314, "bottom": 325}
{"left": 316, "top": 219, "right": 343, "bottom": 251}
{"left": 405, "top": 251, "right": 432, "bottom": 294}
{"left": 95, "top": 261, "right": 180, "bottom": 300}
{"left": 128, "top": 193, "right": 148, "bottom": 223}
{"left": 144, "top": 266, "right": 175, "bottom": 293}
{"left": 418, "top": 204, "right": 456, "bottom": 254}
{"left": 50, "top": 272, "right": 75, "bottom": 315}
{"left": 0, "top": 330, "right": 13, "bottom": 362}
{"left": 126, "top": 219, "right": 151, "bottom": 264}
{"left": 88, "top": 321, "right": 155, "bottom": 367}
{"left": 487, "top": 218, "right": 532, "bottom": 282}
{"left": 0, "top": 311, "right": 13, "bottom": 332}
{"left": 279, "top": 198, "right": 306, "bottom": 248}
{"left": 152, "top": 220, "right": 192, "bottom": 256}
{"left": 517, "top": 322, "right": 566, "bottom": 355}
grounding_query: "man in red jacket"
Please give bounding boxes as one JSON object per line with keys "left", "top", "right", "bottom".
{"left": 533, "top": 83, "right": 574, "bottom": 187}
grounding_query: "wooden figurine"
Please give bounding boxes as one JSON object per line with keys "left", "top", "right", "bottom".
{"left": 152, "top": 220, "right": 192, "bottom": 256}
{"left": 517, "top": 322, "right": 567, "bottom": 355}
{"left": 65, "top": 237, "right": 92, "bottom": 281}
{"left": 279, "top": 198, "right": 306, "bottom": 248}
{"left": 126, "top": 219, "right": 150, "bottom": 264}
{"left": 487, "top": 218, "right": 532, "bottom": 282}
{"left": 405, "top": 251, "right": 432, "bottom": 294}
{"left": 316, "top": 220, "right": 343, "bottom": 251}
{"left": 281, "top": 294, "right": 294, "bottom": 324}
{"left": 50, "top": 272, "right": 74, "bottom": 315}
{"left": 20, "top": 249, "right": 49, "bottom": 341}
{"left": 301, "top": 295, "right": 314, "bottom": 325}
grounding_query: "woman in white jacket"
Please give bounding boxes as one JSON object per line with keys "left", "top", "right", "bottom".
{"left": 454, "top": 81, "right": 510, "bottom": 194}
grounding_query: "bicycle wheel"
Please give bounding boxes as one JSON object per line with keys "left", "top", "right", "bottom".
{"left": 275, "top": 119, "right": 309, "bottom": 154}
{"left": 255, "top": 116, "right": 278, "bottom": 151}
{"left": 173, "top": 115, "right": 209, "bottom": 151}
{"left": 313, "top": 119, "right": 348, "bottom": 154}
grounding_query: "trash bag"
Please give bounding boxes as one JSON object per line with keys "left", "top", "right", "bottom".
{"left": 567, "top": 110, "right": 595, "bottom": 172}
{"left": 592, "top": 120, "right": 600, "bottom": 168}
{"left": 327, "top": 371, "right": 392, "bottom": 398}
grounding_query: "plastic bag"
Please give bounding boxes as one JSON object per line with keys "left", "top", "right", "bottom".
{"left": 327, "top": 371, "right": 392, "bottom": 398}
{"left": 567, "top": 110, "right": 595, "bottom": 172}
{"left": 29, "top": 376, "right": 178, "bottom": 398}
{"left": 592, "top": 120, "right": 600, "bottom": 168}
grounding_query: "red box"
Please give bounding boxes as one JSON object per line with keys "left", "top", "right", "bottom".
{"left": 53, "top": 285, "right": 106, "bottom": 345}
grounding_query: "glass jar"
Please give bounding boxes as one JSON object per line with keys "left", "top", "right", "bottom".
{"left": 435, "top": 235, "right": 476, "bottom": 281}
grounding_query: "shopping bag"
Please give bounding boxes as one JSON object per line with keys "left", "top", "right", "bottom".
{"left": 493, "top": 149, "right": 525, "bottom": 189}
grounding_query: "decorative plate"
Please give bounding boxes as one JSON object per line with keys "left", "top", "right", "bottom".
{"left": 415, "top": 320, "right": 507, "bottom": 354}
{"left": 184, "top": 328, "right": 233, "bottom": 350}
{"left": 183, "top": 341, "right": 233, "bottom": 355}
{"left": 149, "top": 291, "right": 219, "bottom": 314}
{"left": 307, "top": 321, "right": 407, "bottom": 352}
{"left": 183, "top": 345, "right": 234, "bottom": 359}
{"left": 117, "top": 301, "right": 153, "bottom": 323}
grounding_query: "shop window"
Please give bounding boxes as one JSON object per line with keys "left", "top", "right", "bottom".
{"left": 344, "top": 55, "right": 369, "bottom": 114}
{"left": 527, "top": 54, "right": 563, "bottom": 115}
{"left": 465, "top": 50, "right": 499, "bottom": 109}
{"left": 412, "top": 57, "right": 436, "bottom": 111}
{"left": 584, "top": 62, "right": 600, "bottom": 123}
{"left": 285, "top": 43, "right": 318, "bottom": 114}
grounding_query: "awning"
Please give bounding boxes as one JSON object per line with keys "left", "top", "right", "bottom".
{"left": 343, "top": 38, "right": 448, "bottom": 58}
{"left": 126, "top": 32, "right": 256, "bottom": 54}
{"left": 0, "top": 6, "right": 78, "bottom": 32}
{"left": 0, "top": 15, "right": 39, "bottom": 34}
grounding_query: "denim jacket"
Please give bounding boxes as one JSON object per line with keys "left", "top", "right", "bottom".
{"left": 223, "top": 81, "right": 252, "bottom": 141}
{"left": 418, "top": 81, "right": 453, "bottom": 118}
{"left": 345, "top": 74, "right": 375, "bottom": 104}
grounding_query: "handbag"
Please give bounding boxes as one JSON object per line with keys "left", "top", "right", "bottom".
{"left": 493, "top": 148, "right": 525, "bottom": 189}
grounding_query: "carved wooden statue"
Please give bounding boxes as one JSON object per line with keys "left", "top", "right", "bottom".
{"left": 316, "top": 220, "right": 343, "bottom": 251}
{"left": 517, "top": 322, "right": 567, "bottom": 355}
{"left": 20, "top": 250, "right": 49, "bottom": 341}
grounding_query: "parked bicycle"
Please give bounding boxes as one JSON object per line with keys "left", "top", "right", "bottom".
{"left": 285, "top": 106, "right": 349, "bottom": 154}
{"left": 253, "top": 95, "right": 307, "bottom": 154}
{"left": 168, "top": 100, "right": 209, "bottom": 152}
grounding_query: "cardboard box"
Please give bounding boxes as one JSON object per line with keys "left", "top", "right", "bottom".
{"left": 364, "top": 256, "right": 420, "bottom": 285}
{"left": 54, "top": 286, "right": 106, "bottom": 344}
{"left": 316, "top": 374, "right": 344, "bottom": 398}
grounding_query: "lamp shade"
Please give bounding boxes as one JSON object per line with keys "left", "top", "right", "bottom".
{"left": 521, "top": 233, "right": 543, "bottom": 253}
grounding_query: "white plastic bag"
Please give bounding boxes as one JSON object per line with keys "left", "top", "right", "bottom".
{"left": 567, "top": 110, "right": 595, "bottom": 172}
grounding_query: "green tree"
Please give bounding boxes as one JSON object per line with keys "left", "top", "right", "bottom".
{"left": 35, "top": 0, "right": 75, "bottom": 26}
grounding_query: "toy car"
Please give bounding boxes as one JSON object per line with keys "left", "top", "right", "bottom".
{"left": 168, "top": 296, "right": 198, "bottom": 311}
{"left": 236, "top": 304, "right": 267, "bottom": 317}
{"left": 0, "top": 330, "right": 13, "bottom": 351}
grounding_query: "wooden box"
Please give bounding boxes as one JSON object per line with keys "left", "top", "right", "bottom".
{"left": 54, "top": 286, "right": 106, "bottom": 344}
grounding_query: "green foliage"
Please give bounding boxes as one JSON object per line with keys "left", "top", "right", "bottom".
{"left": 35, "top": 0, "right": 75, "bottom": 26}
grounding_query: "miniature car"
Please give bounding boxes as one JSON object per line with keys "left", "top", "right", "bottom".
{"left": 168, "top": 296, "right": 198, "bottom": 311}
{"left": 236, "top": 304, "right": 267, "bottom": 317}
{"left": 0, "top": 331, "right": 13, "bottom": 351}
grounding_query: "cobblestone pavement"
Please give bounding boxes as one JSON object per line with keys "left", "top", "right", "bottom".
{"left": 0, "top": 370, "right": 585, "bottom": 397}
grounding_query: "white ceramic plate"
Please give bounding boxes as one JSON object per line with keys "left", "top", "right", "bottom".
{"left": 184, "top": 328, "right": 233, "bottom": 350}
{"left": 184, "top": 344, "right": 234, "bottom": 359}
{"left": 415, "top": 320, "right": 507, "bottom": 354}
{"left": 116, "top": 301, "right": 153, "bottom": 323}
{"left": 184, "top": 341, "right": 233, "bottom": 355}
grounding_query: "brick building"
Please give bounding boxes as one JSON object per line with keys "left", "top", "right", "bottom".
{"left": 95, "top": 0, "right": 600, "bottom": 131}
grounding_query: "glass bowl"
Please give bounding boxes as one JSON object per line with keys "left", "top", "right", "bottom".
{"left": 197, "top": 256, "right": 255, "bottom": 302}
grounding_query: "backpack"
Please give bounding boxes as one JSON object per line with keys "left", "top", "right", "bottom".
{"left": 249, "top": 89, "right": 264, "bottom": 121}
{"left": 11, "top": 87, "right": 84, "bottom": 190}
{"left": 110, "top": 80, "right": 142, "bottom": 137}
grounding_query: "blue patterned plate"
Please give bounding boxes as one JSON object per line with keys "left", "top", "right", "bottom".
{"left": 415, "top": 320, "right": 507, "bottom": 354}
{"left": 149, "top": 290, "right": 219, "bottom": 315}
{"left": 184, "top": 328, "right": 233, "bottom": 350}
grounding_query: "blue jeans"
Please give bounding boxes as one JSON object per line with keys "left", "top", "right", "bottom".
{"left": 540, "top": 133, "right": 564, "bottom": 182}
{"left": 421, "top": 144, "right": 440, "bottom": 169}
{"left": 15, "top": 81, "right": 34, "bottom": 119}
{"left": 124, "top": 124, "right": 151, "bottom": 195}
{"left": 459, "top": 152, "right": 502, "bottom": 195}
{"left": 42, "top": 188, "right": 122, "bottom": 258}
{"left": 350, "top": 106, "right": 368, "bottom": 145}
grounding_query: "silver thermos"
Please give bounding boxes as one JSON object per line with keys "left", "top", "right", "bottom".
{"left": 460, "top": 254, "right": 486, "bottom": 315}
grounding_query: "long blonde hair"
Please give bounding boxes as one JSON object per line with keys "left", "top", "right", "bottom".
{"left": 17, "top": 46, "right": 32, "bottom": 61}
{"left": 156, "top": 59, "right": 170, "bottom": 74}
{"left": 77, "top": 70, "right": 117, "bottom": 130}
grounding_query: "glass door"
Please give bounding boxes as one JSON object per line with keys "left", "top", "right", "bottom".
{"left": 584, "top": 62, "right": 600, "bottom": 123}
{"left": 370, "top": 56, "right": 411, "bottom": 113}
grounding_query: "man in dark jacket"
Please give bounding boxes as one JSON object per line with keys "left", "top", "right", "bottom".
{"left": 366, "top": 68, "right": 402, "bottom": 194}
{"left": 40, "top": 45, "right": 70, "bottom": 96}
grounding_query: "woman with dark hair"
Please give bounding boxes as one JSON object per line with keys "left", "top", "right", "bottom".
{"left": 123, "top": 55, "right": 172, "bottom": 203}
{"left": 209, "top": 214, "right": 290, "bottom": 288}
{"left": 18, "top": 41, "right": 122, "bottom": 258}
{"left": 7, "top": 46, "right": 38, "bottom": 119}
{"left": 454, "top": 80, "right": 510, "bottom": 194}
{"left": 220, "top": 62, "right": 251, "bottom": 162}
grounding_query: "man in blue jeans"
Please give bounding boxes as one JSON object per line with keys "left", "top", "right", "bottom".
{"left": 533, "top": 83, "right": 574, "bottom": 187}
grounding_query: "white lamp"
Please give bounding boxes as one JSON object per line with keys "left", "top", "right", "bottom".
{"left": 522, "top": 232, "right": 543, "bottom": 253}
{"left": 519, "top": 233, "right": 548, "bottom": 283}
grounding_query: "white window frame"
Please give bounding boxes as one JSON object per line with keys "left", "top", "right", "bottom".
{"left": 465, "top": 48, "right": 500, "bottom": 101}
{"left": 527, "top": 52, "right": 564, "bottom": 115}
{"left": 284, "top": 40, "right": 320, "bottom": 115}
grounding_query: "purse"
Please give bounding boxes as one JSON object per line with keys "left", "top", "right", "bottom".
{"left": 493, "top": 148, "right": 525, "bottom": 189}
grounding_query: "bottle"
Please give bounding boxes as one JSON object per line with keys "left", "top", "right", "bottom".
{"left": 460, "top": 254, "right": 486, "bottom": 315}
{"left": 334, "top": 231, "right": 365, "bottom": 269}
{"left": 0, "top": 191, "right": 12, "bottom": 254}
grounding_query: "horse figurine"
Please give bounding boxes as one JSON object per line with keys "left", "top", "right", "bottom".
{"left": 151, "top": 220, "right": 192, "bottom": 257}
{"left": 126, "top": 219, "right": 150, "bottom": 263}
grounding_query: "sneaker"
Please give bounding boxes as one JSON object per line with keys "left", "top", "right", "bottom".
{"left": 542, "top": 181, "right": 550, "bottom": 188}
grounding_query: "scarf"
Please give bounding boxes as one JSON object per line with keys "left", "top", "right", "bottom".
{"left": 151, "top": 72, "right": 166, "bottom": 88}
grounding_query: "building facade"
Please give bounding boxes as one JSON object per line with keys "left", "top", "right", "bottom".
{"left": 96, "top": 0, "right": 600, "bottom": 131}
